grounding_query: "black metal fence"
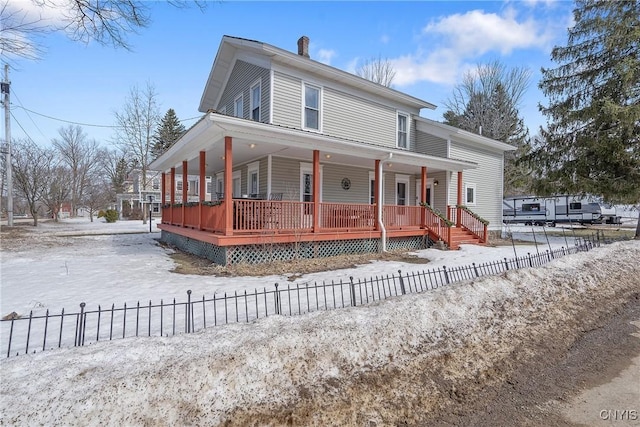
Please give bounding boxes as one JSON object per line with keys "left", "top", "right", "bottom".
{"left": 2, "top": 235, "right": 606, "bottom": 359}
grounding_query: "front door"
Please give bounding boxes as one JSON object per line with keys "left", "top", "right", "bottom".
{"left": 416, "top": 179, "right": 435, "bottom": 206}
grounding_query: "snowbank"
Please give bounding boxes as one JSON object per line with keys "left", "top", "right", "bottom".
{"left": 1, "top": 241, "right": 639, "bottom": 426}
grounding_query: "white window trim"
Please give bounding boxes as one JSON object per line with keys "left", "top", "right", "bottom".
{"left": 234, "top": 93, "right": 243, "bottom": 118}
{"left": 395, "top": 174, "right": 410, "bottom": 205}
{"left": 250, "top": 79, "right": 261, "bottom": 122}
{"left": 302, "top": 82, "right": 322, "bottom": 132}
{"left": 246, "top": 161, "right": 260, "bottom": 195}
{"left": 396, "top": 111, "right": 410, "bottom": 149}
{"left": 464, "top": 182, "right": 477, "bottom": 206}
{"left": 299, "top": 162, "right": 323, "bottom": 202}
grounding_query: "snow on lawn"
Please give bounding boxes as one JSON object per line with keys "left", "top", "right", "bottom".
{"left": 1, "top": 218, "right": 574, "bottom": 317}
{"left": 1, "top": 228, "right": 638, "bottom": 426}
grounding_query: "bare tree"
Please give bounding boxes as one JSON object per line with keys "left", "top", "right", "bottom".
{"left": 444, "top": 60, "right": 531, "bottom": 140}
{"left": 355, "top": 55, "right": 396, "bottom": 88}
{"left": 113, "top": 81, "right": 160, "bottom": 224}
{"left": 11, "top": 140, "right": 55, "bottom": 225}
{"left": 443, "top": 60, "right": 532, "bottom": 196}
{"left": 0, "top": 1, "right": 46, "bottom": 60}
{"left": 83, "top": 180, "right": 113, "bottom": 222}
{"left": 40, "top": 164, "right": 72, "bottom": 222}
{"left": 52, "top": 125, "right": 101, "bottom": 217}
{"left": 1, "top": 0, "right": 207, "bottom": 59}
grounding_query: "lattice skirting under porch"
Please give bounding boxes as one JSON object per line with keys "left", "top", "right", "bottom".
{"left": 160, "top": 231, "right": 432, "bottom": 266}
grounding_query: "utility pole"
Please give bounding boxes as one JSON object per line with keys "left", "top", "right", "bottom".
{"left": 2, "top": 64, "right": 12, "bottom": 226}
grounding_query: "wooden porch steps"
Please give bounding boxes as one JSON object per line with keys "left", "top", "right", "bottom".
{"left": 448, "top": 227, "right": 483, "bottom": 250}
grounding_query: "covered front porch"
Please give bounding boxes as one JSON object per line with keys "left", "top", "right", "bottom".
{"left": 152, "top": 113, "right": 488, "bottom": 265}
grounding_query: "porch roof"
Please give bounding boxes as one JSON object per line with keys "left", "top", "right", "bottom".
{"left": 149, "top": 113, "right": 478, "bottom": 176}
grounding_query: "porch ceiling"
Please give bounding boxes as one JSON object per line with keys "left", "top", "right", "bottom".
{"left": 150, "top": 113, "right": 477, "bottom": 176}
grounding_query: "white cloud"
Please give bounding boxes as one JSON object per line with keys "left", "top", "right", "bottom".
{"left": 7, "top": 0, "right": 70, "bottom": 26}
{"left": 316, "top": 48, "right": 336, "bottom": 65}
{"left": 390, "top": 7, "right": 555, "bottom": 87}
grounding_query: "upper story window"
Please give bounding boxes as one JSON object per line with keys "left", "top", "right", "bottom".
{"left": 250, "top": 81, "right": 261, "bottom": 122}
{"left": 234, "top": 94, "right": 243, "bottom": 118}
{"left": 397, "top": 112, "right": 409, "bottom": 149}
{"left": 303, "top": 83, "right": 321, "bottom": 131}
{"left": 152, "top": 178, "right": 159, "bottom": 190}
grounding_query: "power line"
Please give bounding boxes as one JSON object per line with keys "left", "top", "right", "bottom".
{"left": 11, "top": 105, "right": 202, "bottom": 129}
{"left": 10, "top": 89, "right": 48, "bottom": 140}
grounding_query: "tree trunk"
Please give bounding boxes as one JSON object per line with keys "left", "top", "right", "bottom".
{"left": 635, "top": 209, "right": 640, "bottom": 239}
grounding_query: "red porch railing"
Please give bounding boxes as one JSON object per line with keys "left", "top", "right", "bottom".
{"left": 320, "top": 202, "right": 375, "bottom": 230}
{"left": 382, "top": 205, "right": 423, "bottom": 230}
{"left": 424, "top": 207, "right": 452, "bottom": 245}
{"left": 448, "top": 205, "right": 488, "bottom": 243}
{"left": 161, "top": 201, "right": 484, "bottom": 249}
{"left": 233, "top": 200, "right": 314, "bottom": 233}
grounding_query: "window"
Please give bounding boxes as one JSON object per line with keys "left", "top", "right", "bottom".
{"left": 232, "top": 170, "right": 241, "bottom": 197}
{"left": 190, "top": 180, "right": 198, "bottom": 196}
{"left": 397, "top": 112, "right": 409, "bottom": 149}
{"left": 176, "top": 180, "right": 183, "bottom": 192}
{"left": 523, "top": 203, "right": 540, "bottom": 212}
{"left": 152, "top": 178, "right": 159, "bottom": 190}
{"left": 569, "top": 202, "right": 582, "bottom": 210}
{"left": 303, "top": 83, "right": 320, "bottom": 130}
{"left": 234, "top": 94, "right": 243, "bottom": 118}
{"left": 206, "top": 177, "right": 213, "bottom": 195}
{"left": 464, "top": 183, "right": 476, "bottom": 206}
{"left": 395, "top": 175, "right": 410, "bottom": 206}
{"left": 397, "top": 182, "right": 407, "bottom": 205}
{"left": 250, "top": 81, "right": 261, "bottom": 122}
{"left": 247, "top": 161, "right": 260, "bottom": 195}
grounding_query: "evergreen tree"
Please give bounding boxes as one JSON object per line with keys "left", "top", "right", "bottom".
{"left": 152, "top": 109, "right": 186, "bottom": 160}
{"left": 443, "top": 61, "right": 532, "bottom": 196}
{"left": 528, "top": 0, "right": 640, "bottom": 237}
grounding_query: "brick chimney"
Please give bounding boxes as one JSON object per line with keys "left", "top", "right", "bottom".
{"left": 297, "top": 36, "right": 309, "bottom": 58}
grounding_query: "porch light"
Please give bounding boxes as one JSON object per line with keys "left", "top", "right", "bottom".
{"left": 249, "top": 143, "right": 256, "bottom": 149}
{"left": 434, "top": 180, "right": 439, "bottom": 186}
{"left": 325, "top": 154, "right": 331, "bottom": 159}
{"left": 220, "top": 156, "right": 225, "bottom": 160}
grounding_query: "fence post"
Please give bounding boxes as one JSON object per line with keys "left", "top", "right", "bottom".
{"left": 349, "top": 276, "right": 357, "bottom": 306}
{"left": 472, "top": 262, "right": 479, "bottom": 278}
{"left": 528, "top": 252, "right": 533, "bottom": 267}
{"left": 398, "top": 270, "right": 406, "bottom": 295}
{"left": 76, "top": 302, "right": 86, "bottom": 347}
{"left": 186, "top": 290, "right": 192, "bottom": 333}
{"left": 546, "top": 249, "right": 551, "bottom": 262}
{"left": 504, "top": 257, "right": 509, "bottom": 271}
{"left": 443, "top": 266, "right": 450, "bottom": 285}
{"left": 274, "top": 283, "right": 280, "bottom": 315}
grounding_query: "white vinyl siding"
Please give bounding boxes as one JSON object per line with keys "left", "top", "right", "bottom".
{"left": 272, "top": 71, "right": 411, "bottom": 149}
{"left": 449, "top": 141, "right": 504, "bottom": 229}
{"left": 216, "top": 60, "right": 270, "bottom": 121}
{"left": 415, "top": 131, "right": 448, "bottom": 158}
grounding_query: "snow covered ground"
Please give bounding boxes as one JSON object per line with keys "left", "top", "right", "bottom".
{"left": 0, "top": 218, "right": 638, "bottom": 425}
{"left": 1, "top": 218, "right": 582, "bottom": 318}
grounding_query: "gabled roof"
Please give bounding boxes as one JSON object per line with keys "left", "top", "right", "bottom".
{"left": 199, "top": 35, "right": 437, "bottom": 113}
{"left": 415, "top": 116, "right": 516, "bottom": 152}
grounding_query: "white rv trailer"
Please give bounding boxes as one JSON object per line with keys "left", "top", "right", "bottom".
{"left": 503, "top": 195, "right": 620, "bottom": 226}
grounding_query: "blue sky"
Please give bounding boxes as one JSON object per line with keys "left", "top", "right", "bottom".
{"left": 4, "top": 0, "right": 575, "bottom": 147}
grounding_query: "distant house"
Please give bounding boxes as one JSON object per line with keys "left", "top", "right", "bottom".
{"left": 150, "top": 35, "right": 515, "bottom": 265}
{"left": 115, "top": 170, "right": 162, "bottom": 219}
